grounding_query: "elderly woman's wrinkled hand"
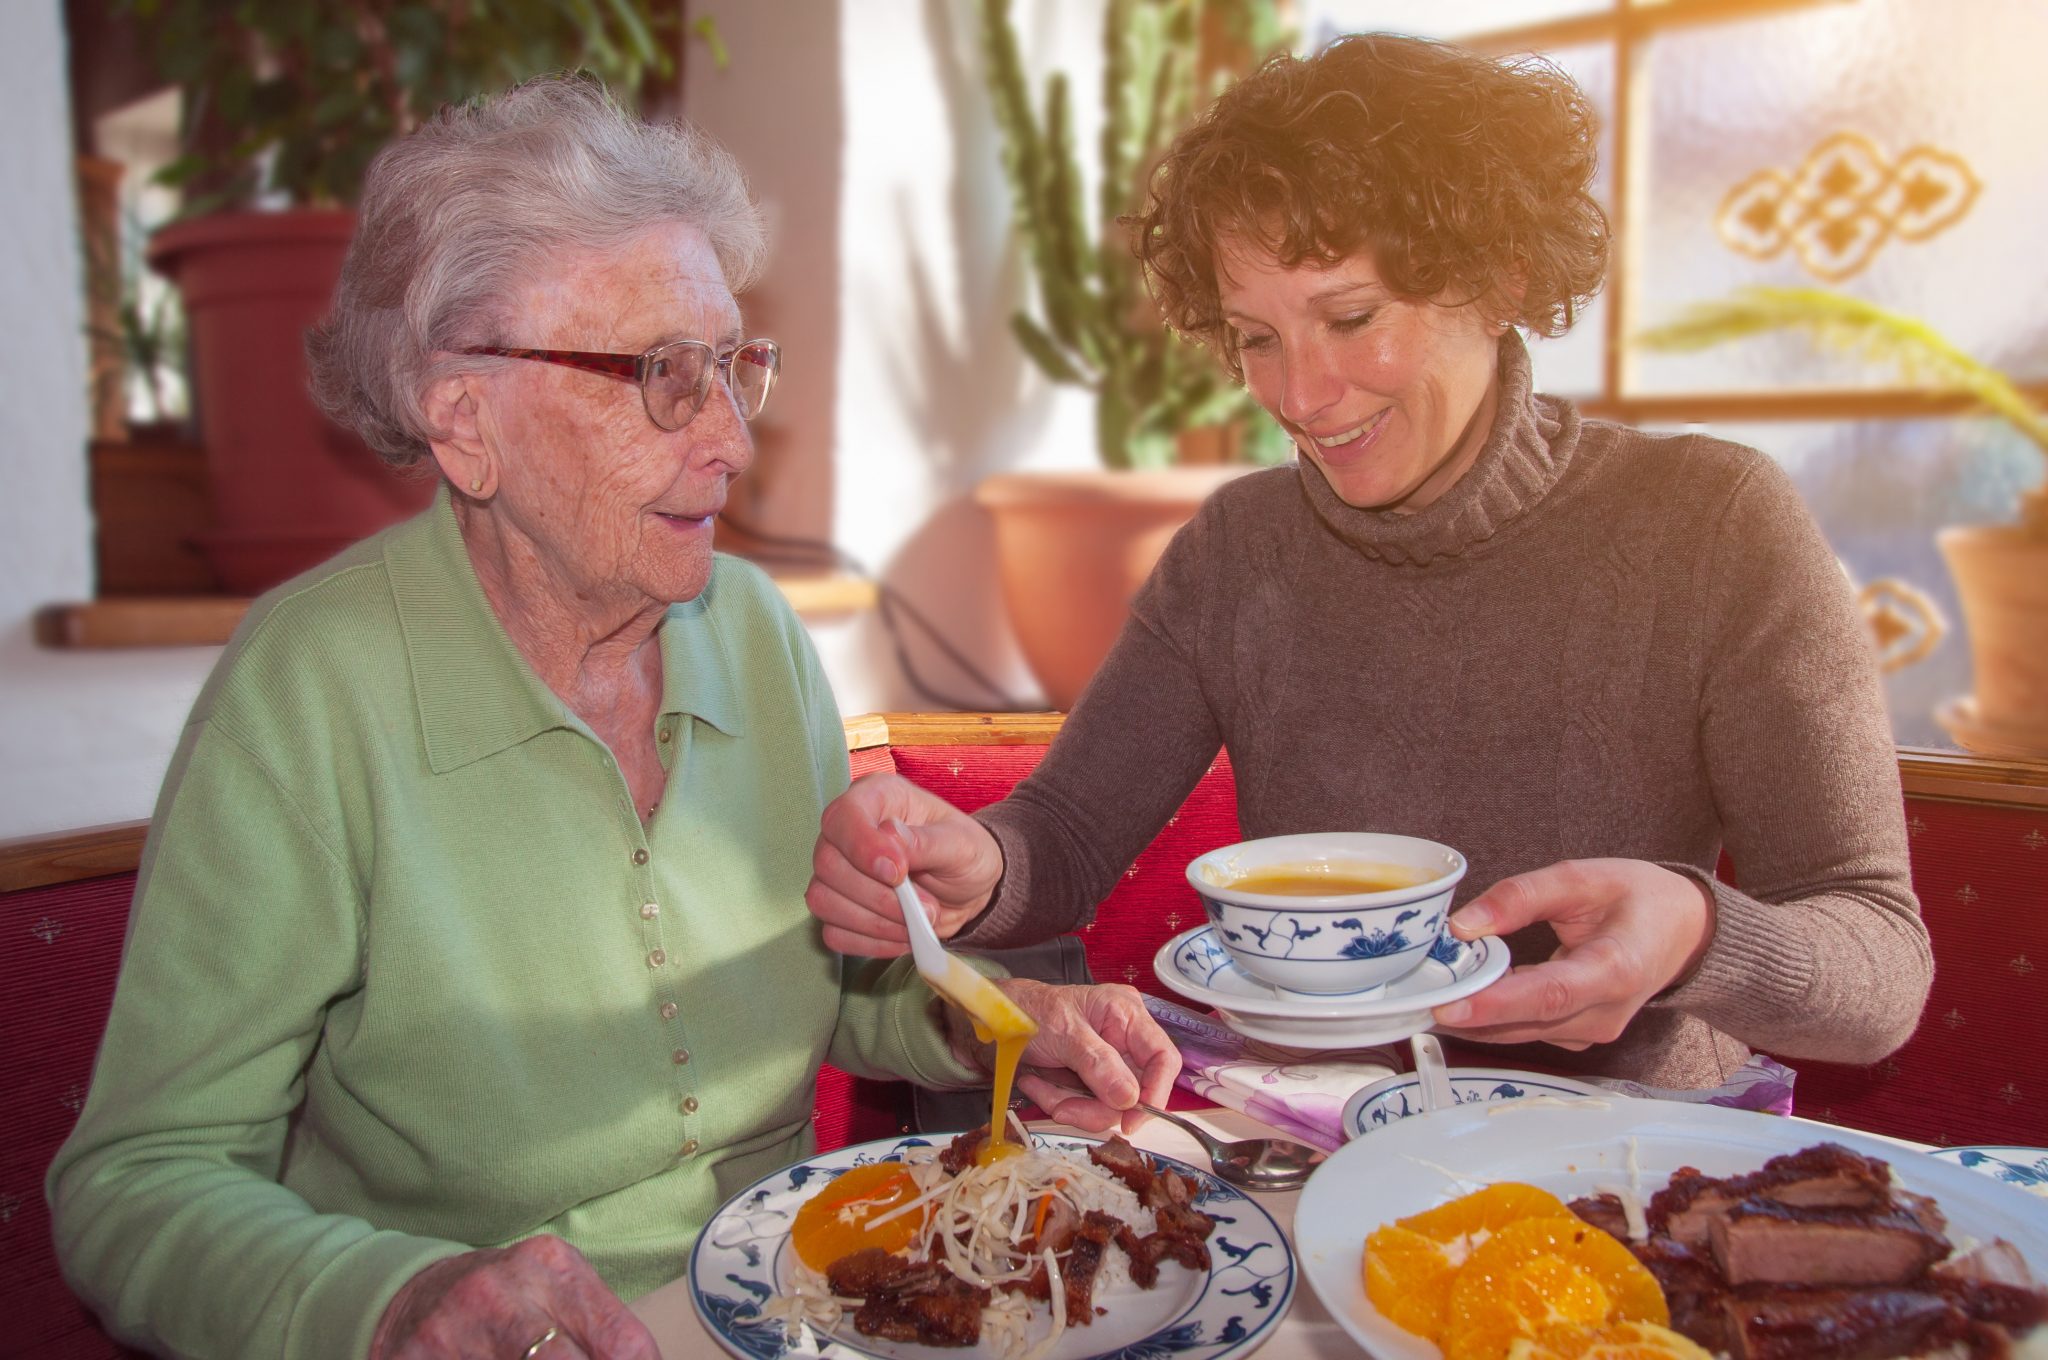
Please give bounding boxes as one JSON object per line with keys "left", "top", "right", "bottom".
{"left": 1429, "top": 858, "right": 1717, "bottom": 1051}
{"left": 953, "top": 979, "right": 1182, "bottom": 1137}
{"left": 371, "top": 1236, "right": 661, "bottom": 1360}
{"left": 807, "top": 772, "right": 1005, "bottom": 957}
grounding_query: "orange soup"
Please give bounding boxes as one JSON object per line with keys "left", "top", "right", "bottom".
{"left": 1228, "top": 861, "right": 1437, "bottom": 896}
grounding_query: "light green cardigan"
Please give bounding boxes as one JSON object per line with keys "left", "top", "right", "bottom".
{"left": 48, "top": 492, "right": 981, "bottom": 1360}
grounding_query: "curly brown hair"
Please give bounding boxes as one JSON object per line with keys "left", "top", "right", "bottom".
{"left": 1132, "top": 32, "right": 1609, "bottom": 377}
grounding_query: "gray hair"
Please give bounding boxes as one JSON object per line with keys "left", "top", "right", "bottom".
{"left": 308, "top": 75, "right": 767, "bottom": 469}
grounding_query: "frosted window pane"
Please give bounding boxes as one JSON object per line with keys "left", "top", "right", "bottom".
{"left": 1641, "top": 416, "right": 2044, "bottom": 751}
{"left": 1630, "top": 0, "right": 2048, "bottom": 395}
{"left": 1301, "top": 0, "right": 1612, "bottom": 45}
{"left": 1524, "top": 43, "right": 1614, "bottom": 400}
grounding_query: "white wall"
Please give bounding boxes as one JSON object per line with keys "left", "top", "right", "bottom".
{"left": 0, "top": 0, "right": 218, "bottom": 840}
{"left": 0, "top": 1, "right": 1100, "bottom": 838}
{"left": 688, "top": 0, "right": 1104, "bottom": 714}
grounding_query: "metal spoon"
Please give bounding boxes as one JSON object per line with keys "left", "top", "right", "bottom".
{"left": 1135, "top": 1102, "right": 1327, "bottom": 1192}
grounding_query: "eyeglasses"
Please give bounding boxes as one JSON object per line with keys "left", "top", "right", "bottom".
{"left": 461, "top": 337, "right": 780, "bottom": 431}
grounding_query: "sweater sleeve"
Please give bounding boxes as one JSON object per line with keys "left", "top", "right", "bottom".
{"left": 958, "top": 500, "right": 1230, "bottom": 948}
{"left": 1650, "top": 447, "right": 1932, "bottom": 1064}
{"left": 45, "top": 724, "right": 467, "bottom": 1360}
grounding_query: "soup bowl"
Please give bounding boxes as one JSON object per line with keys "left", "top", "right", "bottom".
{"left": 1185, "top": 832, "right": 1468, "bottom": 996}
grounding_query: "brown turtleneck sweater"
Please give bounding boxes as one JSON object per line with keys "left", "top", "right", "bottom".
{"left": 965, "top": 335, "right": 1930, "bottom": 1089}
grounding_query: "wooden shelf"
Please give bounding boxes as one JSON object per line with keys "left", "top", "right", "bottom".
{"left": 36, "top": 571, "right": 877, "bottom": 650}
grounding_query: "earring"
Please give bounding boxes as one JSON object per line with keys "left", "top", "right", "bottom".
{"left": 469, "top": 476, "right": 484, "bottom": 494}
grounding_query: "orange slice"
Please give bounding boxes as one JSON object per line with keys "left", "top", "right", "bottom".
{"left": 789, "top": 1161, "right": 925, "bottom": 1271}
{"left": 1364, "top": 1183, "right": 1574, "bottom": 1343}
{"left": 1363, "top": 1223, "right": 1461, "bottom": 1341}
{"left": 1507, "top": 1320, "right": 1716, "bottom": 1360}
{"left": 1400, "top": 1182, "right": 1572, "bottom": 1247}
{"left": 1444, "top": 1217, "right": 1669, "bottom": 1360}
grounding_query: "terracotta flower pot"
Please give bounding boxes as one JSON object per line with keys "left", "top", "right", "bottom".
{"left": 975, "top": 466, "right": 1251, "bottom": 710}
{"left": 148, "top": 210, "right": 434, "bottom": 594}
{"left": 1936, "top": 515, "right": 2048, "bottom": 759}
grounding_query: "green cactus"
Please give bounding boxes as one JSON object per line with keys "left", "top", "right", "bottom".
{"left": 981, "top": 0, "right": 1290, "bottom": 469}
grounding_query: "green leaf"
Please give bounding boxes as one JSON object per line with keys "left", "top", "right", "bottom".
{"left": 1011, "top": 313, "right": 1090, "bottom": 386}
{"left": 692, "top": 16, "right": 729, "bottom": 70}
{"left": 1636, "top": 287, "right": 2048, "bottom": 456}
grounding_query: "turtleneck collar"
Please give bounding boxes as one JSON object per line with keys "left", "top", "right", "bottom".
{"left": 1296, "top": 330, "right": 1581, "bottom": 567}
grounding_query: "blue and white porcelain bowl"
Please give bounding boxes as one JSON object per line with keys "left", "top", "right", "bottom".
{"left": 1340, "top": 1069, "right": 1606, "bottom": 1141}
{"left": 1185, "top": 832, "right": 1468, "bottom": 996}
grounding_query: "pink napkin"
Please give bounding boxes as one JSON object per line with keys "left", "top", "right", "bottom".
{"left": 1145, "top": 995, "right": 1398, "bottom": 1151}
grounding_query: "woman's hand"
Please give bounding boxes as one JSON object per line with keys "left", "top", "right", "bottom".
{"left": 947, "top": 979, "right": 1182, "bottom": 1137}
{"left": 807, "top": 773, "right": 1006, "bottom": 956}
{"left": 1430, "top": 858, "right": 1716, "bottom": 1051}
{"left": 371, "top": 1237, "right": 660, "bottom": 1360}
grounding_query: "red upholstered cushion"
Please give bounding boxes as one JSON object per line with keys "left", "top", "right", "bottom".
{"left": 1, "top": 872, "right": 142, "bottom": 1360}
{"left": 1793, "top": 796, "right": 2048, "bottom": 1148}
{"left": 887, "top": 746, "right": 1243, "bottom": 1004}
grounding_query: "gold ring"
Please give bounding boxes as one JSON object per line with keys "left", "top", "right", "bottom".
{"left": 521, "top": 1326, "right": 561, "bottom": 1359}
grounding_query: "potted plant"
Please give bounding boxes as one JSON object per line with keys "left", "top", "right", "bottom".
{"left": 118, "top": 0, "right": 694, "bottom": 592}
{"left": 1637, "top": 286, "right": 2048, "bottom": 759}
{"left": 972, "top": 0, "right": 1291, "bottom": 709}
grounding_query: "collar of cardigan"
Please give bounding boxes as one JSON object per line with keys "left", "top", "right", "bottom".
{"left": 383, "top": 486, "right": 746, "bottom": 775}
{"left": 1295, "top": 330, "right": 1584, "bottom": 569}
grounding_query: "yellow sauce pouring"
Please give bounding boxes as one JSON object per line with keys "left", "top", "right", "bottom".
{"left": 889, "top": 862, "right": 1039, "bottom": 1164}
{"left": 926, "top": 963, "right": 1037, "bottom": 1165}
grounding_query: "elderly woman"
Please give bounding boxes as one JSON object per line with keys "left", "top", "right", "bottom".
{"left": 48, "top": 79, "right": 1176, "bottom": 1360}
{"left": 808, "top": 35, "right": 1931, "bottom": 1086}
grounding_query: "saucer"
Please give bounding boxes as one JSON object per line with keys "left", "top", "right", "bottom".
{"left": 1153, "top": 926, "right": 1508, "bottom": 1047}
{"left": 1340, "top": 1068, "right": 1606, "bottom": 1141}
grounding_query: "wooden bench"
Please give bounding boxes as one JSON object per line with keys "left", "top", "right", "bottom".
{"left": 5, "top": 714, "right": 2045, "bottom": 1357}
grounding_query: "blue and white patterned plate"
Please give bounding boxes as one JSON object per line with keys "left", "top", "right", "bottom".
{"left": 688, "top": 1132, "right": 1295, "bottom": 1360}
{"left": 1926, "top": 1146, "right": 2048, "bottom": 1200}
{"left": 1340, "top": 1069, "right": 1605, "bottom": 1141}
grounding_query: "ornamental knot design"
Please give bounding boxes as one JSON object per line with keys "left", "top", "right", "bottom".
{"left": 31, "top": 916, "right": 62, "bottom": 944}
{"left": 1717, "top": 132, "right": 1979, "bottom": 281}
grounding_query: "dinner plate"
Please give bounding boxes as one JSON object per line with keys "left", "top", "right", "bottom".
{"left": 1292, "top": 1098, "right": 2048, "bottom": 1360}
{"left": 688, "top": 1131, "right": 1295, "bottom": 1360}
{"left": 1339, "top": 1068, "right": 1604, "bottom": 1140}
{"left": 1927, "top": 1145, "right": 2048, "bottom": 1198}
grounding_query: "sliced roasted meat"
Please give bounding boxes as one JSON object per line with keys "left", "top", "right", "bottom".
{"left": 1570, "top": 1193, "right": 1634, "bottom": 1240}
{"left": 826, "top": 1247, "right": 992, "bottom": 1347}
{"left": 1025, "top": 1193, "right": 1081, "bottom": 1254}
{"left": 850, "top": 1273, "right": 990, "bottom": 1347}
{"left": 1719, "top": 1287, "right": 1971, "bottom": 1360}
{"left": 826, "top": 1246, "right": 936, "bottom": 1296}
{"left": 937, "top": 1124, "right": 991, "bottom": 1176}
{"left": 1630, "top": 1234, "right": 1733, "bottom": 1355}
{"left": 1156, "top": 1199, "right": 1217, "bottom": 1243}
{"left": 1653, "top": 1143, "right": 1893, "bottom": 1247}
{"left": 1933, "top": 1240, "right": 2048, "bottom": 1333}
{"left": 1706, "top": 1199, "right": 1951, "bottom": 1288}
{"left": 1061, "top": 1211, "right": 1125, "bottom": 1325}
